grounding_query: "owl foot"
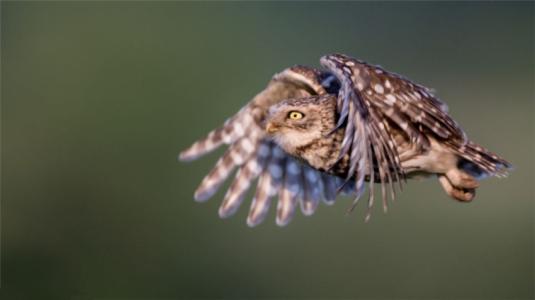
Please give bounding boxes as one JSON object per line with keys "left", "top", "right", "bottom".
{"left": 445, "top": 169, "right": 479, "bottom": 189}
{"left": 438, "top": 174, "right": 476, "bottom": 202}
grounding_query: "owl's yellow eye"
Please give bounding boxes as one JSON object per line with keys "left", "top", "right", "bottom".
{"left": 288, "top": 111, "right": 304, "bottom": 120}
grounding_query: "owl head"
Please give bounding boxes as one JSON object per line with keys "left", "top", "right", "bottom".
{"left": 264, "top": 95, "right": 337, "bottom": 154}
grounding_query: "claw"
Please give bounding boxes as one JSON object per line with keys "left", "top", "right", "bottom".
{"left": 438, "top": 174, "right": 476, "bottom": 202}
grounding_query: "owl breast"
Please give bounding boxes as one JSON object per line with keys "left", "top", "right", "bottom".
{"left": 292, "top": 127, "right": 345, "bottom": 173}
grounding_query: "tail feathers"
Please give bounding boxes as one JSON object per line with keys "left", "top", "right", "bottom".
{"left": 457, "top": 141, "right": 512, "bottom": 179}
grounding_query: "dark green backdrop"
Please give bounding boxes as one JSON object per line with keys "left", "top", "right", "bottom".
{"left": 2, "top": 2, "right": 533, "bottom": 299}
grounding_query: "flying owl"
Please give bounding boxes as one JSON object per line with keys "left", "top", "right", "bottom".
{"left": 179, "top": 53, "right": 511, "bottom": 226}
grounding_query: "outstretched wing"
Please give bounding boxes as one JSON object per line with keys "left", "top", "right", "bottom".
{"left": 180, "top": 66, "right": 354, "bottom": 227}
{"left": 320, "top": 53, "right": 467, "bottom": 219}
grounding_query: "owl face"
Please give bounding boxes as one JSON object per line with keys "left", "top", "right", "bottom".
{"left": 265, "top": 96, "right": 335, "bottom": 153}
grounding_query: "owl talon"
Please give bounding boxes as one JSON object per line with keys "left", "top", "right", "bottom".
{"left": 450, "top": 187, "right": 476, "bottom": 202}
{"left": 438, "top": 174, "right": 476, "bottom": 202}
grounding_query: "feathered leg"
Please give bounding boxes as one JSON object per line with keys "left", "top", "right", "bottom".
{"left": 445, "top": 168, "right": 479, "bottom": 189}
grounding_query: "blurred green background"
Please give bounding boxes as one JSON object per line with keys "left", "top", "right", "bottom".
{"left": 2, "top": 2, "right": 533, "bottom": 299}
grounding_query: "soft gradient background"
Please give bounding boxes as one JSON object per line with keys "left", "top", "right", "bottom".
{"left": 2, "top": 2, "right": 533, "bottom": 299}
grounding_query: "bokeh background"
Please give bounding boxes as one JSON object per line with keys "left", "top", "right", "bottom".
{"left": 2, "top": 2, "right": 533, "bottom": 299}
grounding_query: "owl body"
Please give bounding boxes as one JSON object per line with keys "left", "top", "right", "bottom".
{"left": 265, "top": 94, "right": 491, "bottom": 202}
{"left": 180, "top": 54, "right": 511, "bottom": 226}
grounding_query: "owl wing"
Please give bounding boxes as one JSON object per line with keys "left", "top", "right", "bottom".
{"left": 320, "top": 53, "right": 468, "bottom": 219}
{"left": 180, "top": 66, "right": 354, "bottom": 227}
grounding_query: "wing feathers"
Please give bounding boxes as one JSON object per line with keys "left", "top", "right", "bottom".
{"left": 247, "top": 168, "right": 274, "bottom": 227}
{"left": 300, "top": 165, "right": 321, "bottom": 216}
{"left": 322, "top": 53, "right": 471, "bottom": 219}
{"left": 180, "top": 108, "right": 252, "bottom": 161}
{"left": 194, "top": 136, "right": 259, "bottom": 202}
{"left": 276, "top": 158, "right": 302, "bottom": 226}
{"left": 247, "top": 144, "right": 287, "bottom": 227}
{"left": 218, "top": 149, "right": 263, "bottom": 218}
{"left": 183, "top": 64, "right": 349, "bottom": 226}
{"left": 320, "top": 173, "right": 338, "bottom": 204}
{"left": 182, "top": 53, "right": 508, "bottom": 226}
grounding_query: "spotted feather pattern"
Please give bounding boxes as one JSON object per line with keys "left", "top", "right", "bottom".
{"left": 180, "top": 53, "right": 511, "bottom": 226}
{"left": 320, "top": 53, "right": 474, "bottom": 219}
{"left": 321, "top": 54, "right": 405, "bottom": 219}
{"left": 301, "top": 165, "right": 322, "bottom": 216}
{"left": 454, "top": 141, "right": 511, "bottom": 178}
{"left": 179, "top": 107, "right": 253, "bottom": 162}
{"left": 180, "top": 65, "right": 356, "bottom": 226}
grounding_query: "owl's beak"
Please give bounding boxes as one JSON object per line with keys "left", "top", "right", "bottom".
{"left": 265, "top": 122, "right": 279, "bottom": 134}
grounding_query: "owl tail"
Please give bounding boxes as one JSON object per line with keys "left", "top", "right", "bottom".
{"left": 455, "top": 141, "right": 512, "bottom": 180}
{"left": 438, "top": 141, "right": 511, "bottom": 202}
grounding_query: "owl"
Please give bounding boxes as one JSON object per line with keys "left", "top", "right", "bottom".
{"left": 179, "top": 53, "right": 511, "bottom": 226}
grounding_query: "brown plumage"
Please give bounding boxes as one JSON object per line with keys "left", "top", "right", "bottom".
{"left": 179, "top": 54, "right": 512, "bottom": 226}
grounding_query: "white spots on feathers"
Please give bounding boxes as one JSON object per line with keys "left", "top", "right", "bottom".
{"left": 241, "top": 138, "right": 255, "bottom": 154}
{"left": 385, "top": 94, "right": 396, "bottom": 105}
{"left": 415, "top": 112, "right": 426, "bottom": 122}
{"left": 181, "top": 53, "right": 511, "bottom": 227}
{"left": 229, "top": 148, "right": 245, "bottom": 165}
{"left": 222, "top": 131, "right": 233, "bottom": 144}
{"left": 233, "top": 122, "right": 245, "bottom": 136}
{"left": 374, "top": 84, "right": 384, "bottom": 94}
